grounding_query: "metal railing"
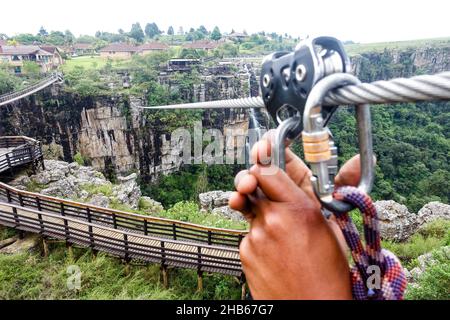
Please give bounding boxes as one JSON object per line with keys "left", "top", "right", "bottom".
{"left": 0, "top": 135, "right": 246, "bottom": 276}
{"left": 0, "top": 202, "right": 242, "bottom": 276}
{"left": 0, "top": 73, "right": 63, "bottom": 107}
{"left": 0, "top": 136, "right": 43, "bottom": 173}
{"left": 0, "top": 182, "right": 247, "bottom": 247}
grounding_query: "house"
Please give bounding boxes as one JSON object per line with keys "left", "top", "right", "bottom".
{"left": 137, "top": 42, "right": 169, "bottom": 55}
{"left": 182, "top": 40, "right": 219, "bottom": 51}
{"left": 0, "top": 45, "right": 62, "bottom": 73}
{"left": 73, "top": 43, "right": 96, "bottom": 56}
{"left": 99, "top": 43, "right": 137, "bottom": 59}
{"left": 226, "top": 32, "right": 248, "bottom": 42}
{"left": 40, "top": 45, "right": 64, "bottom": 68}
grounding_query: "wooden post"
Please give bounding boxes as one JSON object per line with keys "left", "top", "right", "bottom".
{"left": 124, "top": 260, "right": 131, "bottom": 275}
{"left": 42, "top": 237, "right": 49, "bottom": 258}
{"left": 161, "top": 266, "right": 169, "bottom": 288}
{"left": 240, "top": 275, "right": 247, "bottom": 300}
{"left": 67, "top": 243, "right": 74, "bottom": 261}
{"left": 197, "top": 271, "right": 203, "bottom": 293}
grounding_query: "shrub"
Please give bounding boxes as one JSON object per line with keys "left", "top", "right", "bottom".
{"left": 73, "top": 152, "right": 86, "bottom": 166}
{"left": 81, "top": 183, "right": 113, "bottom": 197}
{"left": 159, "top": 201, "right": 247, "bottom": 230}
{"left": 405, "top": 247, "right": 450, "bottom": 300}
{"left": 418, "top": 219, "right": 450, "bottom": 240}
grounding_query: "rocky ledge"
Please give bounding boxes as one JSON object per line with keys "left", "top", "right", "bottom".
{"left": 9, "top": 160, "right": 163, "bottom": 214}
{"left": 199, "top": 191, "right": 450, "bottom": 239}
{"left": 375, "top": 201, "right": 450, "bottom": 241}
{"left": 199, "top": 191, "right": 244, "bottom": 221}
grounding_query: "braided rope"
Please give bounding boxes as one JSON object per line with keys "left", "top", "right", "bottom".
{"left": 333, "top": 186, "right": 407, "bottom": 300}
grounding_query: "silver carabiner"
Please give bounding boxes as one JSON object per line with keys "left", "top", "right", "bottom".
{"left": 272, "top": 73, "right": 374, "bottom": 213}
{"left": 303, "top": 73, "right": 374, "bottom": 213}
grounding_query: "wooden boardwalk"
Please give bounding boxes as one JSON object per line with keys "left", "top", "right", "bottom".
{"left": 0, "top": 136, "right": 246, "bottom": 285}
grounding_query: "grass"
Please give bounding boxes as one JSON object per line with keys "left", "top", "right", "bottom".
{"left": 405, "top": 246, "right": 450, "bottom": 300}
{"left": 345, "top": 37, "right": 450, "bottom": 56}
{"left": 80, "top": 183, "right": 113, "bottom": 197}
{"left": 61, "top": 56, "right": 129, "bottom": 72}
{"left": 382, "top": 219, "right": 450, "bottom": 268}
{"left": 0, "top": 240, "right": 241, "bottom": 299}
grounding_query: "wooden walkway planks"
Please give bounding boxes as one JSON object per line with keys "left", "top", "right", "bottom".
{"left": 0, "top": 136, "right": 245, "bottom": 277}
{"left": 0, "top": 202, "right": 242, "bottom": 277}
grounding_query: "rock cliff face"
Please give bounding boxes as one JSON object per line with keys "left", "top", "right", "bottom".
{"left": 0, "top": 47, "right": 448, "bottom": 181}
{"left": 0, "top": 71, "right": 249, "bottom": 181}
{"left": 350, "top": 46, "right": 450, "bottom": 81}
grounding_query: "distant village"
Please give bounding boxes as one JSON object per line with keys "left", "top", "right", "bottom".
{"left": 0, "top": 30, "right": 252, "bottom": 74}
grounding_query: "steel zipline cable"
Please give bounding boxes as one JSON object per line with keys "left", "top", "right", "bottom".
{"left": 139, "top": 72, "right": 450, "bottom": 110}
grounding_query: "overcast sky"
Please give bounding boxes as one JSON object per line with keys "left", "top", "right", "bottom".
{"left": 0, "top": 0, "right": 448, "bottom": 43}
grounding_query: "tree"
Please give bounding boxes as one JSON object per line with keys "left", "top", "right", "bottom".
{"left": 22, "top": 61, "right": 41, "bottom": 76}
{"left": 211, "top": 26, "right": 222, "bottom": 41}
{"left": 64, "top": 30, "right": 75, "bottom": 45}
{"left": 38, "top": 26, "right": 48, "bottom": 37}
{"left": 197, "top": 25, "right": 208, "bottom": 35}
{"left": 167, "top": 26, "right": 174, "bottom": 36}
{"left": 144, "top": 22, "right": 161, "bottom": 38}
{"left": 129, "top": 22, "right": 145, "bottom": 42}
{"left": 47, "top": 31, "right": 66, "bottom": 45}
{"left": 118, "top": 28, "right": 124, "bottom": 35}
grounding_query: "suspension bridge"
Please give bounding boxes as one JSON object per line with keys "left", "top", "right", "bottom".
{"left": 0, "top": 136, "right": 247, "bottom": 295}
{"left": 0, "top": 73, "right": 63, "bottom": 107}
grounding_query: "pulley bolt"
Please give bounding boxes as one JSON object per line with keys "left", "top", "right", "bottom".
{"left": 296, "top": 64, "right": 307, "bottom": 82}
{"left": 263, "top": 74, "right": 271, "bottom": 88}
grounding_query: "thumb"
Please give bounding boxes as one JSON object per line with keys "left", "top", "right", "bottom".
{"left": 335, "top": 154, "right": 377, "bottom": 188}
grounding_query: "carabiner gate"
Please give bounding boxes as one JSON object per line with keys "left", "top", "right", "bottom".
{"left": 273, "top": 73, "right": 374, "bottom": 214}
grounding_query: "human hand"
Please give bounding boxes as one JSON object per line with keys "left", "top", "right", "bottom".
{"left": 229, "top": 130, "right": 365, "bottom": 299}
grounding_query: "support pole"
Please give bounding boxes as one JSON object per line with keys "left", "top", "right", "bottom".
{"left": 161, "top": 266, "right": 169, "bottom": 288}
{"left": 124, "top": 260, "right": 131, "bottom": 276}
{"left": 66, "top": 242, "right": 74, "bottom": 261}
{"left": 197, "top": 271, "right": 203, "bottom": 293}
{"left": 240, "top": 274, "right": 247, "bottom": 300}
{"left": 42, "top": 237, "right": 49, "bottom": 258}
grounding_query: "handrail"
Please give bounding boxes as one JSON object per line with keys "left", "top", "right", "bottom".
{"left": 0, "top": 136, "right": 43, "bottom": 174}
{"left": 0, "top": 136, "right": 247, "bottom": 248}
{"left": 0, "top": 202, "right": 242, "bottom": 276}
{"left": 0, "top": 73, "right": 63, "bottom": 107}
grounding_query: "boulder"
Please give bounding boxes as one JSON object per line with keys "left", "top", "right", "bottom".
{"left": 199, "top": 191, "right": 243, "bottom": 221}
{"left": 375, "top": 200, "right": 450, "bottom": 241}
{"left": 112, "top": 174, "right": 141, "bottom": 209}
{"left": 88, "top": 194, "right": 110, "bottom": 208}
{"left": 375, "top": 200, "right": 418, "bottom": 241}
{"left": 199, "top": 191, "right": 233, "bottom": 212}
{"left": 212, "top": 206, "right": 245, "bottom": 221}
{"left": 416, "top": 202, "right": 450, "bottom": 226}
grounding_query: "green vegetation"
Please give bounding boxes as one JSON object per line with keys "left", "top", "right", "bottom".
{"left": 62, "top": 56, "right": 109, "bottom": 72}
{"left": 0, "top": 242, "right": 241, "bottom": 299}
{"left": 25, "top": 180, "right": 47, "bottom": 193}
{"left": 330, "top": 101, "right": 450, "bottom": 212}
{"left": 382, "top": 220, "right": 450, "bottom": 268}
{"left": 405, "top": 246, "right": 450, "bottom": 300}
{"left": 156, "top": 201, "right": 247, "bottom": 230}
{"left": 345, "top": 37, "right": 450, "bottom": 55}
{"left": 142, "top": 164, "right": 241, "bottom": 208}
{"left": 80, "top": 183, "right": 113, "bottom": 197}
{"left": 73, "top": 152, "right": 90, "bottom": 166}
